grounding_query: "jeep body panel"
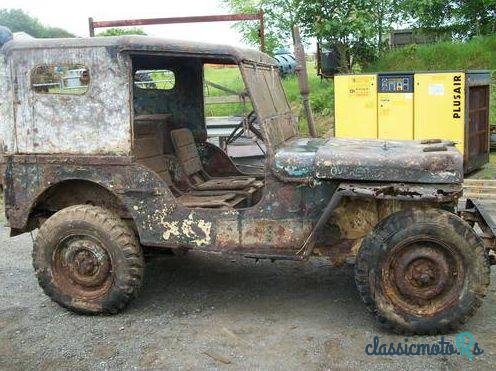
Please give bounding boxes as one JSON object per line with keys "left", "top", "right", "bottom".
{"left": 6, "top": 152, "right": 461, "bottom": 259}
{"left": 4, "top": 44, "right": 132, "bottom": 155}
{"left": 0, "top": 50, "right": 14, "bottom": 154}
{"left": 273, "top": 137, "right": 463, "bottom": 183}
{"left": 4, "top": 153, "right": 338, "bottom": 253}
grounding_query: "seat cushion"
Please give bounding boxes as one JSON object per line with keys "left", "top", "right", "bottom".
{"left": 170, "top": 128, "right": 204, "bottom": 177}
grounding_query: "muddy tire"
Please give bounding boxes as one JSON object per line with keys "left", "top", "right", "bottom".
{"left": 33, "top": 205, "right": 144, "bottom": 314}
{"left": 355, "top": 208, "right": 490, "bottom": 334}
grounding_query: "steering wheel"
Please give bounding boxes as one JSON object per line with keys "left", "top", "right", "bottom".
{"left": 225, "top": 111, "right": 264, "bottom": 147}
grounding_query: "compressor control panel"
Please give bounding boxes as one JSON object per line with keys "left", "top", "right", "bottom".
{"left": 378, "top": 74, "right": 414, "bottom": 93}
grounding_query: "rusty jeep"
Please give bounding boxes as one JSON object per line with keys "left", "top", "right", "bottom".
{"left": 0, "top": 30, "right": 494, "bottom": 334}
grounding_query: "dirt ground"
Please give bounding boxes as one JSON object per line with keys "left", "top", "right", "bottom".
{"left": 1, "top": 160, "right": 496, "bottom": 369}
{"left": 0, "top": 226, "right": 495, "bottom": 369}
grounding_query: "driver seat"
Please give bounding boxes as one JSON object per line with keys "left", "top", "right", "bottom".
{"left": 170, "top": 128, "right": 262, "bottom": 191}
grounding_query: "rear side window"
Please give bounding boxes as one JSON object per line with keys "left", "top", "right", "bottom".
{"left": 31, "top": 64, "right": 90, "bottom": 95}
{"left": 134, "top": 69, "right": 175, "bottom": 90}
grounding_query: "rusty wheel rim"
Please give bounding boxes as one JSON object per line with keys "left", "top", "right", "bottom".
{"left": 52, "top": 235, "right": 113, "bottom": 300}
{"left": 381, "top": 236, "right": 464, "bottom": 316}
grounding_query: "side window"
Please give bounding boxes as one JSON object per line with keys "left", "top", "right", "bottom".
{"left": 31, "top": 64, "right": 90, "bottom": 95}
{"left": 134, "top": 69, "right": 175, "bottom": 90}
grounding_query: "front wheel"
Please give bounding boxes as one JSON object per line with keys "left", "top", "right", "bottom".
{"left": 355, "top": 208, "right": 490, "bottom": 334}
{"left": 33, "top": 205, "right": 144, "bottom": 314}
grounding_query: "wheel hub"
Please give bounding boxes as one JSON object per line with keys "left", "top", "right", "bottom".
{"left": 383, "top": 238, "right": 464, "bottom": 314}
{"left": 52, "top": 235, "right": 112, "bottom": 298}
{"left": 409, "top": 259, "right": 437, "bottom": 286}
{"left": 63, "top": 239, "right": 110, "bottom": 288}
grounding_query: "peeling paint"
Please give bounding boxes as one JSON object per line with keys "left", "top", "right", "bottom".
{"left": 162, "top": 213, "right": 212, "bottom": 247}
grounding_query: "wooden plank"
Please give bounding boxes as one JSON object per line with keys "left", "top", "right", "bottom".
{"left": 463, "top": 192, "right": 496, "bottom": 200}
{"left": 463, "top": 179, "right": 496, "bottom": 185}
{"left": 134, "top": 113, "right": 171, "bottom": 122}
{"left": 205, "top": 95, "right": 243, "bottom": 104}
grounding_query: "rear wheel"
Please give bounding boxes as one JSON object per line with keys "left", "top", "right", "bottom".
{"left": 33, "top": 205, "right": 144, "bottom": 314}
{"left": 355, "top": 208, "right": 490, "bottom": 334}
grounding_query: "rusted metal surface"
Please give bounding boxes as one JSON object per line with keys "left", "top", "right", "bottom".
{"left": 52, "top": 233, "right": 113, "bottom": 299}
{"left": 198, "top": 142, "right": 246, "bottom": 177}
{"left": 460, "top": 198, "right": 496, "bottom": 264}
{"left": 381, "top": 237, "right": 465, "bottom": 315}
{"left": 314, "top": 138, "right": 463, "bottom": 184}
{"left": 0, "top": 34, "right": 478, "bottom": 267}
{"left": 293, "top": 26, "right": 317, "bottom": 138}
{"left": 3, "top": 155, "right": 177, "bottom": 236}
{"left": 0, "top": 52, "right": 14, "bottom": 153}
{"left": 3, "top": 36, "right": 275, "bottom": 66}
{"left": 8, "top": 45, "right": 131, "bottom": 154}
{"left": 272, "top": 136, "right": 464, "bottom": 184}
{"left": 464, "top": 73, "right": 491, "bottom": 173}
{"left": 336, "top": 182, "right": 462, "bottom": 202}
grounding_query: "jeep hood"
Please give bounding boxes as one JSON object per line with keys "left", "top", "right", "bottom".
{"left": 273, "top": 137, "right": 463, "bottom": 184}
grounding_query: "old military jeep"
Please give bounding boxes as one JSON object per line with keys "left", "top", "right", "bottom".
{"left": 0, "top": 31, "right": 494, "bottom": 334}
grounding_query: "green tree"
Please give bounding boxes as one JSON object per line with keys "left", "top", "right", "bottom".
{"left": 369, "top": 0, "right": 401, "bottom": 53}
{"left": 223, "top": 0, "right": 400, "bottom": 68}
{"left": 97, "top": 27, "right": 147, "bottom": 36}
{"left": 297, "top": 1, "right": 368, "bottom": 70}
{"left": 0, "top": 8, "right": 74, "bottom": 38}
{"left": 298, "top": 0, "right": 402, "bottom": 70}
{"left": 404, "top": 0, "right": 496, "bottom": 38}
{"left": 222, "top": 0, "right": 300, "bottom": 54}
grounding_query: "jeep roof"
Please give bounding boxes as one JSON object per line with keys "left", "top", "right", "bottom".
{"left": 2, "top": 35, "right": 275, "bottom": 65}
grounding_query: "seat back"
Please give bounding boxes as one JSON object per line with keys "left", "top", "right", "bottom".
{"left": 134, "top": 121, "right": 171, "bottom": 181}
{"left": 170, "top": 128, "right": 204, "bottom": 177}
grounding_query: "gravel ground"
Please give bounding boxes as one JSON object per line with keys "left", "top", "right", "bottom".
{"left": 0, "top": 227, "right": 495, "bottom": 369}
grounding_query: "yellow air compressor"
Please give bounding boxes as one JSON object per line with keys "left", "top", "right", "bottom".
{"left": 334, "top": 71, "right": 491, "bottom": 173}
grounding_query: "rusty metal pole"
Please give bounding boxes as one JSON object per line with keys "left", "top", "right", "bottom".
{"left": 89, "top": 13, "right": 266, "bottom": 50}
{"left": 293, "top": 26, "right": 317, "bottom": 138}
{"left": 258, "top": 10, "right": 265, "bottom": 52}
{"left": 88, "top": 17, "right": 95, "bottom": 37}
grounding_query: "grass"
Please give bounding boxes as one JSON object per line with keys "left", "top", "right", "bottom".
{"left": 368, "top": 35, "right": 496, "bottom": 125}
{"left": 204, "top": 62, "right": 334, "bottom": 136}
{"left": 470, "top": 152, "right": 496, "bottom": 179}
{"left": 203, "top": 65, "right": 250, "bottom": 117}
{"left": 370, "top": 36, "right": 496, "bottom": 71}
{"left": 280, "top": 63, "right": 334, "bottom": 136}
